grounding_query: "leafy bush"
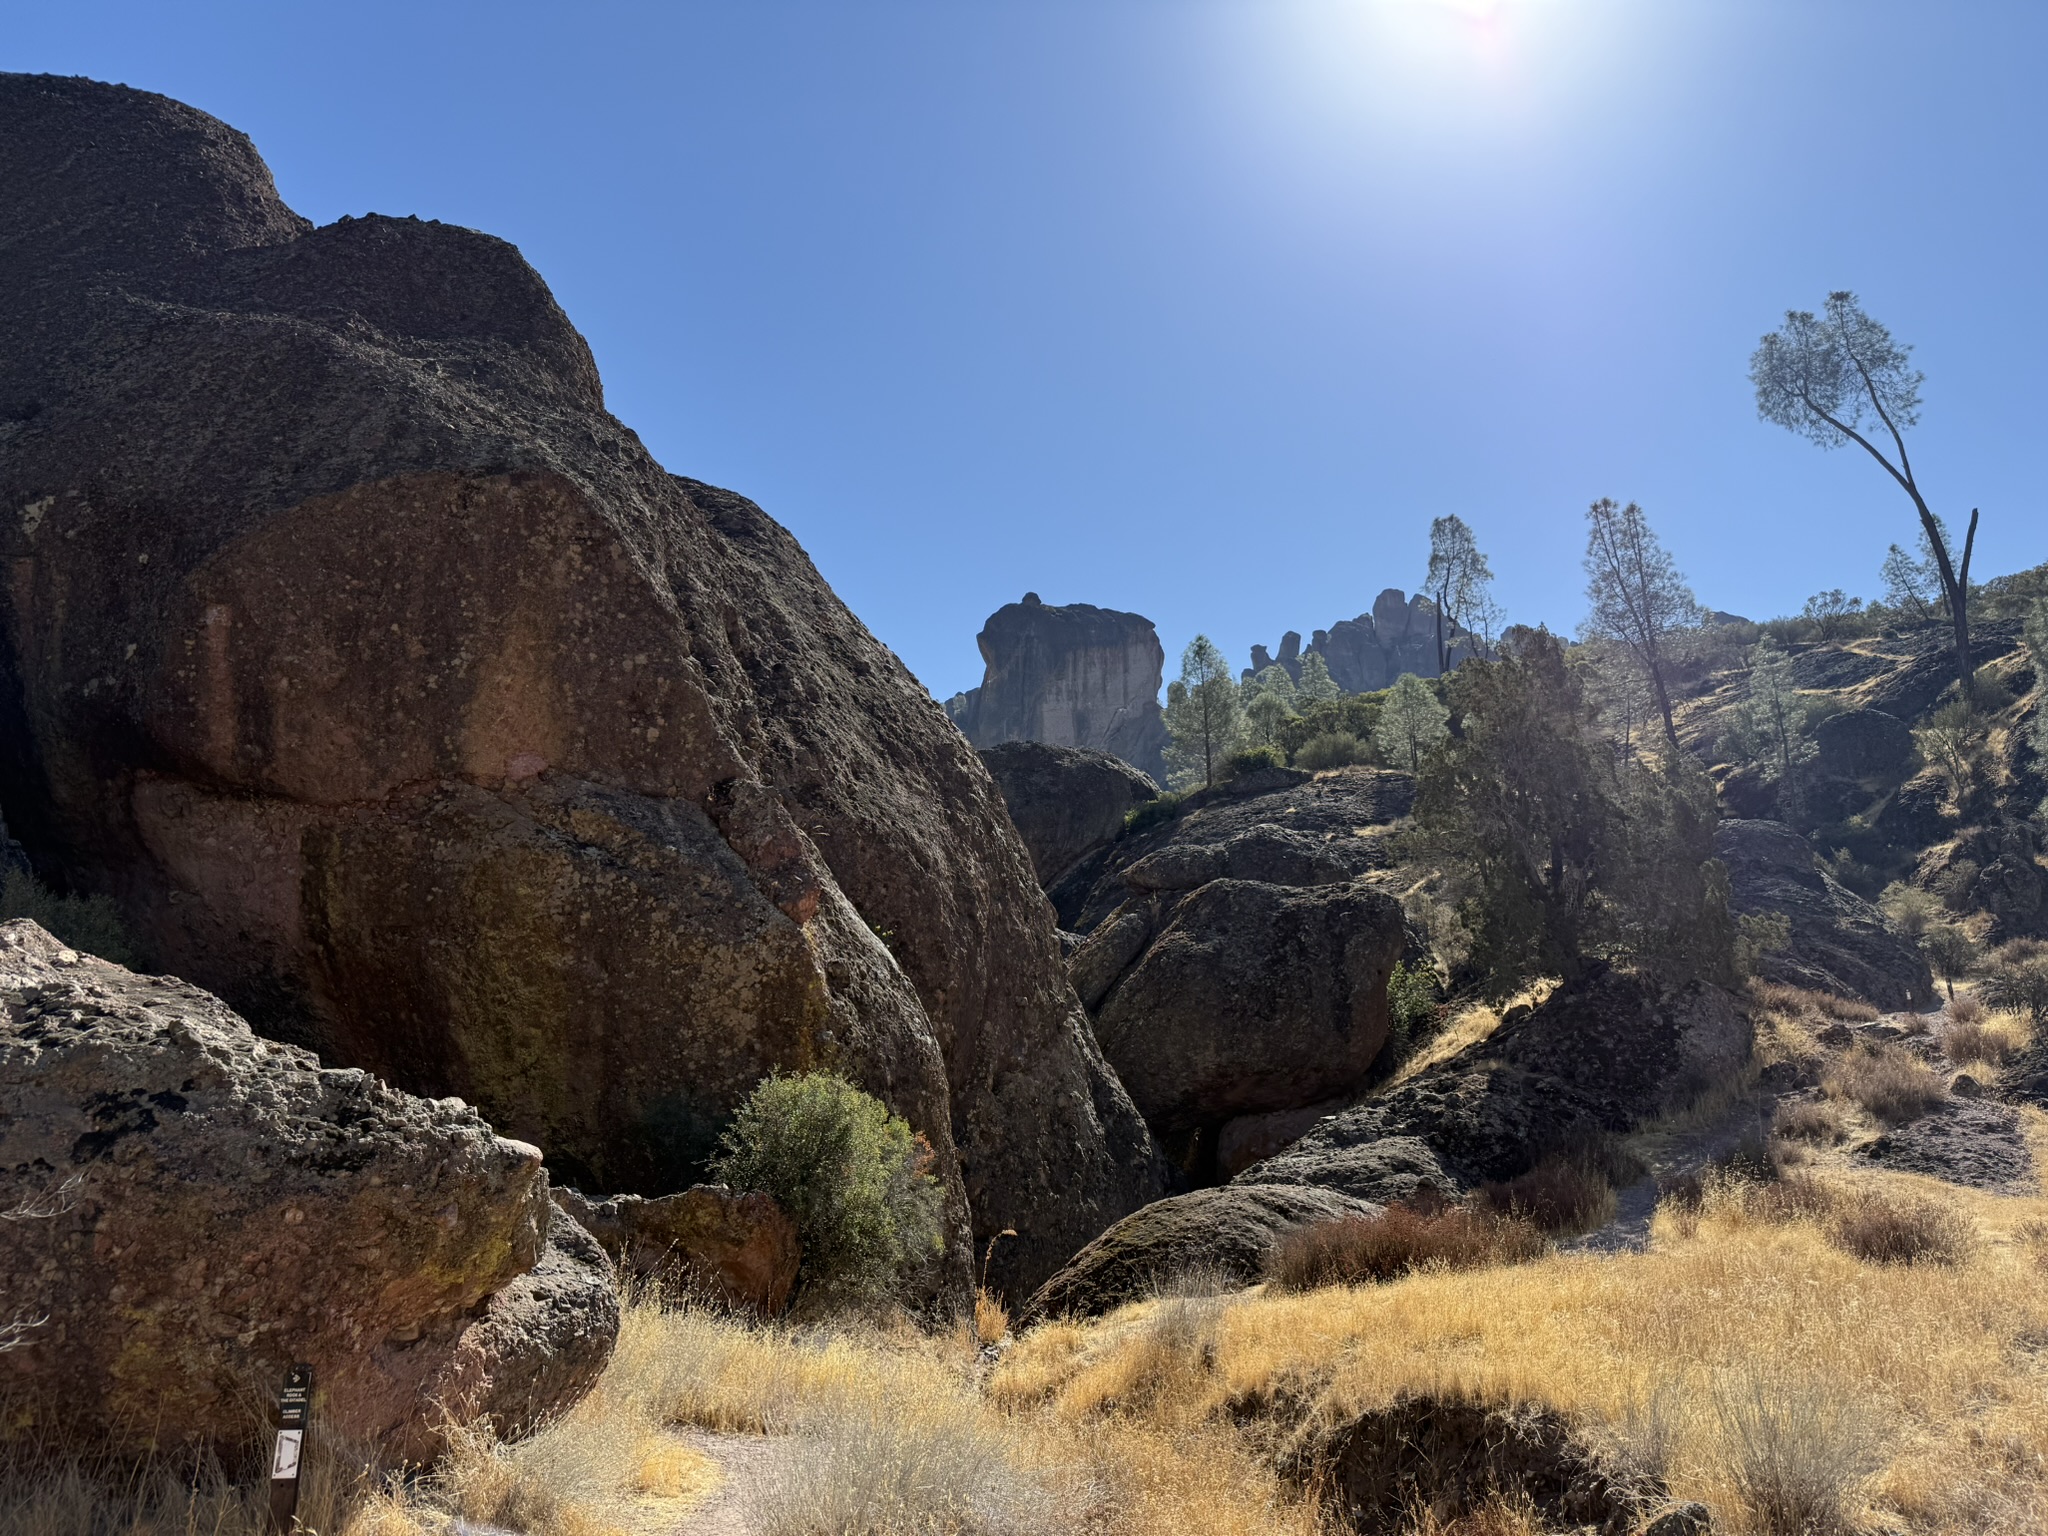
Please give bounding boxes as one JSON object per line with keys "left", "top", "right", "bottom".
{"left": 1384, "top": 959, "right": 1441, "bottom": 1058}
{"left": 0, "top": 868, "right": 134, "bottom": 966}
{"left": 1920, "top": 923, "right": 1977, "bottom": 998}
{"left": 1292, "top": 730, "right": 1365, "bottom": 771}
{"left": 711, "top": 1073, "right": 944, "bottom": 1304}
{"left": 1222, "top": 743, "right": 1286, "bottom": 779}
{"left": 1823, "top": 1045, "right": 1947, "bottom": 1125}
{"left": 1877, "top": 882, "right": 1940, "bottom": 940}
{"left": 1734, "top": 910, "right": 1791, "bottom": 978}
{"left": 1265, "top": 1201, "right": 1546, "bottom": 1291}
{"left": 1121, "top": 792, "right": 1185, "bottom": 836}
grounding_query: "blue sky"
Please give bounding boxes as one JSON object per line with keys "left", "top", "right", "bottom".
{"left": 11, "top": 2, "right": 2046, "bottom": 699}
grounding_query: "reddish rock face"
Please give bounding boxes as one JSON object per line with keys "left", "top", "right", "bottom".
{"left": 0, "top": 919, "right": 618, "bottom": 1463}
{"left": 0, "top": 74, "right": 1161, "bottom": 1296}
{"left": 557, "top": 1185, "right": 802, "bottom": 1317}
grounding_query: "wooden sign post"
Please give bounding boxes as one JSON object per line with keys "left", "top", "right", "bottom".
{"left": 267, "top": 1363, "right": 313, "bottom": 1535}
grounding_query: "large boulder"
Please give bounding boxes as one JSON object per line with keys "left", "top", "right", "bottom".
{"left": 1018, "top": 1183, "right": 1378, "bottom": 1322}
{"left": 945, "top": 594, "right": 1170, "bottom": 783}
{"left": 554, "top": 1185, "right": 800, "bottom": 1317}
{"left": 1092, "top": 879, "right": 1406, "bottom": 1166}
{"left": 0, "top": 75, "right": 1161, "bottom": 1296}
{"left": 1239, "top": 966, "right": 1750, "bottom": 1198}
{"left": 0, "top": 919, "right": 616, "bottom": 1463}
{"left": 1714, "top": 820, "right": 1935, "bottom": 1009}
{"left": 1814, "top": 708, "right": 1915, "bottom": 782}
{"left": 978, "top": 741, "right": 1159, "bottom": 888}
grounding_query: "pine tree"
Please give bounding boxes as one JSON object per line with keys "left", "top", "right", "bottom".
{"left": 1163, "top": 635, "right": 1243, "bottom": 789}
{"left": 1296, "top": 651, "right": 1341, "bottom": 705}
{"left": 1740, "top": 637, "right": 1815, "bottom": 815}
{"left": 1241, "top": 665, "right": 1299, "bottom": 747}
{"left": 1372, "top": 673, "right": 1450, "bottom": 773}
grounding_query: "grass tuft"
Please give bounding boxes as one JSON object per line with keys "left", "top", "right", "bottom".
{"left": 1824, "top": 1044, "right": 1948, "bottom": 1124}
{"left": 1266, "top": 1202, "right": 1547, "bottom": 1292}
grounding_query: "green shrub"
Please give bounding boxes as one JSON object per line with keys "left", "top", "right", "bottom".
{"left": 1384, "top": 959, "right": 1440, "bottom": 1058}
{"left": 1983, "top": 955, "right": 2048, "bottom": 1025}
{"left": 0, "top": 868, "right": 134, "bottom": 967}
{"left": 1734, "top": 910, "right": 1792, "bottom": 979}
{"left": 1223, "top": 744, "right": 1286, "bottom": 779}
{"left": 1122, "top": 792, "right": 1185, "bottom": 836}
{"left": 1292, "top": 731, "right": 1365, "bottom": 771}
{"left": 711, "top": 1073, "right": 945, "bottom": 1303}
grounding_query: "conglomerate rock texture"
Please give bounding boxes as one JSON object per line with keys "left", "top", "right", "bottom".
{"left": 0, "top": 919, "right": 617, "bottom": 1463}
{"left": 0, "top": 73, "right": 1161, "bottom": 1296}
{"left": 945, "top": 594, "right": 1170, "bottom": 783}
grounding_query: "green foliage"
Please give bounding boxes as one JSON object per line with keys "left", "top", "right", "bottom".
{"left": 2024, "top": 598, "right": 2048, "bottom": 765}
{"left": 1277, "top": 693, "right": 1385, "bottom": 761}
{"left": 711, "top": 1072, "right": 945, "bottom": 1303}
{"left": 1240, "top": 665, "right": 1300, "bottom": 747}
{"left": 1920, "top": 924, "right": 1976, "bottom": 1000}
{"left": 1372, "top": 673, "right": 1450, "bottom": 773}
{"left": 1295, "top": 651, "right": 1341, "bottom": 706}
{"left": 1122, "top": 791, "right": 1186, "bottom": 836}
{"left": 1292, "top": 731, "right": 1365, "bottom": 771}
{"left": 1801, "top": 588, "right": 1866, "bottom": 640}
{"left": 1581, "top": 497, "right": 1698, "bottom": 745}
{"left": 1879, "top": 882, "right": 1941, "bottom": 940}
{"left": 1734, "top": 910, "right": 1792, "bottom": 979}
{"left": 1740, "top": 637, "right": 1816, "bottom": 818}
{"left": 1384, "top": 959, "right": 1441, "bottom": 1059}
{"left": 1162, "top": 635, "right": 1244, "bottom": 790}
{"left": 1223, "top": 744, "right": 1287, "bottom": 779}
{"left": 0, "top": 869, "right": 134, "bottom": 967}
{"left": 1914, "top": 700, "right": 1983, "bottom": 805}
{"left": 1415, "top": 631, "right": 1734, "bottom": 996}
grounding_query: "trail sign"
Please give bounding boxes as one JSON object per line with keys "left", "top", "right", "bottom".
{"left": 267, "top": 1363, "right": 313, "bottom": 1534}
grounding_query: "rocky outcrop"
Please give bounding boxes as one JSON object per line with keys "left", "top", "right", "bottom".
{"left": 1092, "top": 879, "right": 1406, "bottom": 1167}
{"left": 1253, "top": 589, "right": 1481, "bottom": 695}
{"left": 1714, "top": 820, "right": 1935, "bottom": 1008}
{"left": 1814, "top": 708, "right": 1915, "bottom": 782}
{"left": 554, "top": 1185, "right": 800, "bottom": 1317}
{"left": 1050, "top": 767, "right": 1415, "bottom": 1177}
{"left": 1018, "top": 1183, "right": 1377, "bottom": 1321}
{"left": 1053, "top": 765, "right": 1414, "bottom": 932}
{"left": 946, "top": 595, "right": 1170, "bottom": 783}
{"left": 978, "top": 741, "right": 1159, "bottom": 888}
{"left": 1238, "top": 966, "right": 1751, "bottom": 1200}
{"left": 0, "top": 75, "right": 1160, "bottom": 1297}
{"left": 0, "top": 919, "right": 616, "bottom": 1462}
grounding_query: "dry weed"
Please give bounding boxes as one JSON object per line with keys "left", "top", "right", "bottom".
{"left": 975, "top": 1286, "right": 1010, "bottom": 1346}
{"left": 1945, "top": 1016, "right": 2025, "bottom": 1067}
{"left": 1773, "top": 1099, "right": 1848, "bottom": 1144}
{"left": 1478, "top": 1136, "right": 1643, "bottom": 1234}
{"left": 1825, "top": 1189, "right": 1977, "bottom": 1266}
{"left": 1713, "top": 1368, "right": 1879, "bottom": 1536}
{"left": 1947, "top": 993, "right": 1986, "bottom": 1026}
{"left": 1750, "top": 981, "right": 1880, "bottom": 1024}
{"left": 1824, "top": 1043, "right": 1948, "bottom": 1124}
{"left": 1266, "top": 1203, "right": 1547, "bottom": 1291}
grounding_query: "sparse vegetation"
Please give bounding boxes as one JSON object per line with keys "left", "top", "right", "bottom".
{"left": 711, "top": 1072, "right": 946, "bottom": 1304}
{"left": 1773, "top": 1099, "right": 1848, "bottom": 1145}
{"left": 1983, "top": 951, "right": 2048, "bottom": 1026}
{"left": 1265, "top": 1201, "right": 1548, "bottom": 1290}
{"left": 0, "top": 868, "right": 133, "bottom": 967}
{"left": 1822, "top": 1043, "right": 1948, "bottom": 1124}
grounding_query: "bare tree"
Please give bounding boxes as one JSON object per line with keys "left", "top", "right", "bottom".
{"left": 0, "top": 1175, "right": 80, "bottom": 1354}
{"left": 1751, "top": 292, "right": 1978, "bottom": 697}
{"left": 1581, "top": 498, "right": 1698, "bottom": 749}
{"left": 1423, "top": 514, "right": 1495, "bottom": 674}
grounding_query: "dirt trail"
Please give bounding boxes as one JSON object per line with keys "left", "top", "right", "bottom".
{"left": 1565, "top": 1093, "right": 1769, "bottom": 1255}
{"left": 667, "top": 1430, "right": 783, "bottom": 1535}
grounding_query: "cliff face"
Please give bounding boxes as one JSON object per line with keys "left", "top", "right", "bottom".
{"left": 947, "top": 594, "right": 1170, "bottom": 784}
{"left": 0, "top": 74, "right": 1161, "bottom": 1295}
{"left": 1250, "top": 588, "right": 1481, "bottom": 693}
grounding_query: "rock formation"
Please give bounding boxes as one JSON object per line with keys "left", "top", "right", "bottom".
{"left": 554, "top": 1185, "right": 800, "bottom": 1317}
{"left": 0, "top": 919, "right": 617, "bottom": 1462}
{"left": 977, "top": 741, "right": 1159, "bottom": 889}
{"left": 1714, "top": 820, "right": 1936, "bottom": 1009}
{"left": 1019, "top": 1183, "right": 1377, "bottom": 1322}
{"left": 1051, "top": 767, "right": 1414, "bottom": 1178}
{"left": 1249, "top": 589, "right": 1482, "bottom": 693}
{"left": 945, "top": 595, "right": 1170, "bottom": 783}
{"left": 0, "top": 74, "right": 1161, "bottom": 1297}
{"left": 1238, "top": 966, "right": 1751, "bottom": 1202}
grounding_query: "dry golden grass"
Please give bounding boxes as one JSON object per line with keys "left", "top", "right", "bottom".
{"left": 1268, "top": 1203, "right": 1547, "bottom": 1291}
{"left": 996, "top": 1165, "right": 2048, "bottom": 1535}
{"left": 1824, "top": 1043, "right": 1949, "bottom": 1124}
{"left": 1390, "top": 979, "right": 1557, "bottom": 1087}
{"left": 1945, "top": 1012, "right": 2031, "bottom": 1068}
